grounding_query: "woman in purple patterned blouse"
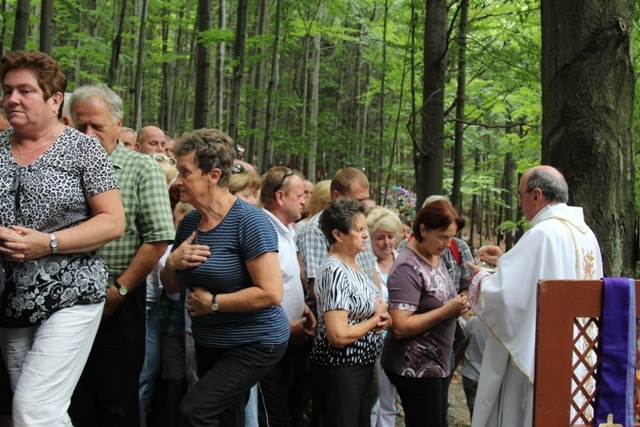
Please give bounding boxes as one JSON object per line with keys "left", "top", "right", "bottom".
{"left": 381, "top": 200, "right": 470, "bottom": 427}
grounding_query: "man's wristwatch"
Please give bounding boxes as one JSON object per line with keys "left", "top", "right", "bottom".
{"left": 49, "top": 233, "right": 58, "bottom": 254}
{"left": 113, "top": 280, "right": 129, "bottom": 297}
{"left": 210, "top": 295, "right": 220, "bottom": 312}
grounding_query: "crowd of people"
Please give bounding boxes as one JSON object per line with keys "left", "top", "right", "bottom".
{"left": 0, "top": 50, "right": 605, "bottom": 427}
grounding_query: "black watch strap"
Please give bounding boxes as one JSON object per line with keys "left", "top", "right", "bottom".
{"left": 113, "top": 280, "right": 129, "bottom": 297}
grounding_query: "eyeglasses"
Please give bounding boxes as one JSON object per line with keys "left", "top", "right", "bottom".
{"left": 153, "top": 154, "right": 177, "bottom": 166}
{"left": 232, "top": 163, "right": 246, "bottom": 174}
{"left": 276, "top": 168, "right": 294, "bottom": 191}
{"left": 515, "top": 188, "right": 534, "bottom": 201}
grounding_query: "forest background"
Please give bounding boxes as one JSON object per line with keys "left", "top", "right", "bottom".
{"left": 2, "top": 0, "right": 638, "bottom": 276}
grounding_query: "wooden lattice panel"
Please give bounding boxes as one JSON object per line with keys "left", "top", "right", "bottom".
{"left": 534, "top": 280, "right": 640, "bottom": 427}
{"left": 570, "top": 317, "right": 599, "bottom": 425}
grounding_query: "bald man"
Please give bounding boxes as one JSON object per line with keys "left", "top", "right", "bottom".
{"left": 136, "top": 126, "right": 166, "bottom": 155}
{"left": 467, "top": 165, "right": 603, "bottom": 427}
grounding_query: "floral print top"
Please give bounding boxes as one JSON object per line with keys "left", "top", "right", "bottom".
{"left": 381, "top": 247, "right": 457, "bottom": 378}
{"left": 0, "top": 127, "right": 118, "bottom": 327}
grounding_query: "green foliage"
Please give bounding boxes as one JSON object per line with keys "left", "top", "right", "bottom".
{"left": 0, "top": 0, "right": 634, "bottom": 239}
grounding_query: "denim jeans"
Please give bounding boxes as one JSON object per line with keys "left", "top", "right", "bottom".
{"left": 139, "top": 300, "right": 162, "bottom": 426}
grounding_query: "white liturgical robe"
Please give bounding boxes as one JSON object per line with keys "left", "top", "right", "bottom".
{"left": 471, "top": 203, "right": 603, "bottom": 427}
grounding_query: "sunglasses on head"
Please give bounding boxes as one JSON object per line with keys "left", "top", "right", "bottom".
{"left": 153, "top": 154, "right": 177, "bottom": 166}
{"left": 276, "top": 168, "right": 294, "bottom": 191}
{"left": 232, "top": 164, "right": 246, "bottom": 174}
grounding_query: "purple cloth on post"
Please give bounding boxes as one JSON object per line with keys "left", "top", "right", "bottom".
{"left": 595, "top": 277, "right": 635, "bottom": 426}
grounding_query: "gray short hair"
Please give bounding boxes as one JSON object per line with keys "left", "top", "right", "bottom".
{"left": 70, "top": 85, "right": 123, "bottom": 124}
{"left": 526, "top": 169, "right": 569, "bottom": 203}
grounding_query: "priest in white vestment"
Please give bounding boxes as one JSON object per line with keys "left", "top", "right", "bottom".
{"left": 466, "top": 165, "right": 603, "bottom": 427}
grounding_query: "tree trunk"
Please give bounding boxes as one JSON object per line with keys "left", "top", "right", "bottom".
{"left": 307, "top": 3, "right": 322, "bottom": 180}
{"left": 193, "top": 0, "right": 212, "bottom": 129}
{"left": 541, "top": 0, "right": 636, "bottom": 276}
{"left": 469, "top": 148, "right": 481, "bottom": 249}
{"left": 213, "top": 0, "right": 226, "bottom": 128}
{"left": 132, "top": 0, "right": 149, "bottom": 130}
{"left": 450, "top": 0, "right": 468, "bottom": 212}
{"left": 248, "top": 0, "right": 268, "bottom": 167}
{"left": 228, "top": 0, "right": 248, "bottom": 143}
{"left": 261, "top": 0, "right": 282, "bottom": 173}
{"left": 159, "top": 9, "right": 171, "bottom": 131}
{"left": 409, "top": 3, "right": 418, "bottom": 192}
{"left": 376, "top": 0, "right": 388, "bottom": 201}
{"left": 0, "top": 0, "right": 8, "bottom": 56}
{"left": 297, "top": 35, "right": 310, "bottom": 178}
{"left": 108, "top": 0, "right": 127, "bottom": 88}
{"left": 502, "top": 151, "right": 515, "bottom": 251}
{"left": 12, "top": 0, "right": 31, "bottom": 51}
{"left": 39, "top": 0, "right": 53, "bottom": 54}
{"left": 416, "top": 0, "right": 447, "bottom": 208}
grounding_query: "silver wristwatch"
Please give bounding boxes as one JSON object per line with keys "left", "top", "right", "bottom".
{"left": 49, "top": 233, "right": 58, "bottom": 254}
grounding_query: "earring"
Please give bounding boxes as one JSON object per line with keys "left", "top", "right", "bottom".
{"left": 53, "top": 110, "right": 58, "bottom": 116}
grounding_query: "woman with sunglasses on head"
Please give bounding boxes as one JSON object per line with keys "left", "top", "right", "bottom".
{"left": 228, "top": 160, "right": 261, "bottom": 206}
{"left": 0, "top": 51, "right": 125, "bottom": 425}
{"left": 160, "top": 128, "right": 289, "bottom": 426}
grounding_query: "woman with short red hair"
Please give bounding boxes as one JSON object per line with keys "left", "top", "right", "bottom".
{"left": 381, "top": 200, "right": 470, "bottom": 427}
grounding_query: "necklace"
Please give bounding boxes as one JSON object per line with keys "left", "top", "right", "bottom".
{"left": 329, "top": 250, "right": 361, "bottom": 271}
{"left": 14, "top": 125, "right": 60, "bottom": 159}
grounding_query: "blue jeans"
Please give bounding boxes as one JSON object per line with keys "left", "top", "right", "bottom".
{"left": 245, "top": 385, "right": 258, "bottom": 427}
{"left": 180, "top": 342, "right": 287, "bottom": 427}
{"left": 139, "top": 300, "right": 162, "bottom": 426}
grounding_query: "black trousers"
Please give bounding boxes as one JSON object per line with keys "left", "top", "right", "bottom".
{"left": 257, "top": 344, "right": 305, "bottom": 427}
{"left": 69, "top": 285, "right": 146, "bottom": 427}
{"left": 180, "top": 342, "right": 287, "bottom": 427}
{"left": 0, "top": 352, "right": 11, "bottom": 417}
{"left": 385, "top": 370, "right": 450, "bottom": 427}
{"left": 312, "top": 363, "right": 374, "bottom": 427}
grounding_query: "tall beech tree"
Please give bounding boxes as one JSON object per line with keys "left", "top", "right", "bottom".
{"left": 541, "top": 0, "right": 636, "bottom": 276}
{"left": 416, "top": 0, "right": 447, "bottom": 208}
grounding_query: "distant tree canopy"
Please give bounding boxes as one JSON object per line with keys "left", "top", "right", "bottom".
{"left": 1, "top": 0, "right": 637, "bottom": 274}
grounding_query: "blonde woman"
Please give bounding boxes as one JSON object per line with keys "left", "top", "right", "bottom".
{"left": 366, "top": 207, "right": 402, "bottom": 427}
{"left": 295, "top": 180, "right": 330, "bottom": 234}
{"left": 228, "top": 161, "right": 261, "bottom": 206}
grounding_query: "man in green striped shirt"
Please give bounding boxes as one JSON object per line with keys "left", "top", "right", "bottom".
{"left": 68, "top": 85, "right": 174, "bottom": 427}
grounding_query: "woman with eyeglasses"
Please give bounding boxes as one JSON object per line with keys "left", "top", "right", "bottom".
{"left": 0, "top": 51, "right": 125, "bottom": 425}
{"left": 160, "top": 128, "right": 288, "bottom": 426}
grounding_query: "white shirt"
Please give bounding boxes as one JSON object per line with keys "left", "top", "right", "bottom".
{"left": 262, "top": 208, "right": 305, "bottom": 322}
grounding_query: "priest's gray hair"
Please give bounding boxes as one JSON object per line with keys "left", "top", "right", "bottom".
{"left": 526, "top": 169, "right": 569, "bottom": 203}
